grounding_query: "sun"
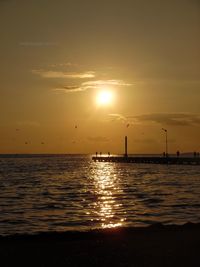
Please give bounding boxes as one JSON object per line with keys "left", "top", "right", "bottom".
{"left": 96, "top": 90, "right": 114, "bottom": 106}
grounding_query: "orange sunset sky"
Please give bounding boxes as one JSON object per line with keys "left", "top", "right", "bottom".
{"left": 0, "top": 0, "right": 200, "bottom": 154}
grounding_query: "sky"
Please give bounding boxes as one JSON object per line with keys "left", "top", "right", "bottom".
{"left": 0, "top": 0, "right": 200, "bottom": 154}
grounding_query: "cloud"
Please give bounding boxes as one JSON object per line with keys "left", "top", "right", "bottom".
{"left": 33, "top": 67, "right": 132, "bottom": 93}
{"left": 16, "top": 121, "right": 40, "bottom": 127}
{"left": 54, "top": 79, "right": 132, "bottom": 93}
{"left": 82, "top": 80, "right": 132, "bottom": 87}
{"left": 108, "top": 114, "right": 135, "bottom": 128}
{"left": 49, "top": 62, "right": 77, "bottom": 68}
{"left": 87, "top": 136, "right": 110, "bottom": 143}
{"left": 32, "top": 70, "right": 95, "bottom": 79}
{"left": 53, "top": 86, "right": 83, "bottom": 92}
{"left": 108, "top": 113, "right": 127, "bottom": 122}
{"left": 129, "top": 113, "right": 200, "bottom": 126}
{"left": 19, "top": 42, "right": 59, "bottom": 47}
{"left": 107, "top": 113, "right": 200, "bottom": 127}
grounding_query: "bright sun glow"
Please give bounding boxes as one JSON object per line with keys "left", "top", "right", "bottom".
{"left": 96, "top": 90, "right": 114, "bottom": 106}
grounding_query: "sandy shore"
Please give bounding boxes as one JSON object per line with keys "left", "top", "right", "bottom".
{"left": 0, "top": 223, "right": 200, "bottom": 266}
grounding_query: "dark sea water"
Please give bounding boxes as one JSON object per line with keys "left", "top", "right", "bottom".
{"left": 0, "top": 154, "right": 200, "bottom": 236}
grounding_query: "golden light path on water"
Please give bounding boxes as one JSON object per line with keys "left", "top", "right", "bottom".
{"left": 89, "top": 161, "right": 126, "bottom": 229}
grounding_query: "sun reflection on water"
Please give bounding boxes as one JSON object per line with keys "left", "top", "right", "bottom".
{"left": 90, "top": 162, "right": 126, "bottom": 229}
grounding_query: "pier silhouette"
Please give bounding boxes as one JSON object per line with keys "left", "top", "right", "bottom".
{"left": 93, "top": 136, "right": 200, "bottom": 165}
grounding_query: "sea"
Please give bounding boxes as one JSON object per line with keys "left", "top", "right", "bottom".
{"left": 0, "top": 154, "right": 200, "bottom": 236}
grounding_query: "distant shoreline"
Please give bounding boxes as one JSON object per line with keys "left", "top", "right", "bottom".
{"left": 0, "top": 153, "right": 198, "bottom": 158}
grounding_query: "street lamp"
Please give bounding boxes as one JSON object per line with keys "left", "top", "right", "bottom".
{"left": 162, "top": 128, "right": 168, "bottom": 157}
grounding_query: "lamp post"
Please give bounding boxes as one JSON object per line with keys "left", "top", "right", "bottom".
{"left": 162, "top": 128, "right": 168, "bottom": 157}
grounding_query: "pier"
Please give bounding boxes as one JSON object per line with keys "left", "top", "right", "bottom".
{"left": 92, "top": 136, "right": 200, "bottom": 165}
{"left": 92, "top": 156, "right": 200, "bottom": 165}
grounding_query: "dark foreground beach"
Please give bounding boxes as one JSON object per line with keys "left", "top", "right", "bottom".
{"left": 0, "top": 223, "right": 200, "bottom": 267}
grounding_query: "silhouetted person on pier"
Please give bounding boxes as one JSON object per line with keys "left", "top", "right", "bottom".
{"left": 163, "top": 152, "right": 166, "bottom": 157}
{"left": 194, "top": 151, "right": 197, "bottom": 158}
{"left": 96, "top": 152, "right": 98, "bottom": 157}
{"left": 176, "top": 151, "right": 180, "bottom": 157}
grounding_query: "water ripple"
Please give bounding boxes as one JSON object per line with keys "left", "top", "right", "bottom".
{"left": 0, "top": 155, "right": 200, "bottom": 235}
